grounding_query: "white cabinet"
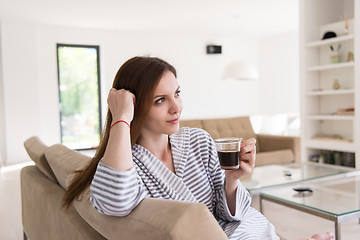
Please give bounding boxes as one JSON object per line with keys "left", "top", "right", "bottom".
{"left": 300, "top": 0, "right": 359, "bottom": 168}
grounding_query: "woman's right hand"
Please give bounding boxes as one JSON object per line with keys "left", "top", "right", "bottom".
{"left": 107, "top": 88, "right": 135, "bottom": 123}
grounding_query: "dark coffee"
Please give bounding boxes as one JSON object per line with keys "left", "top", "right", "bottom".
{"left": 217, "top": 150, "right": 240, "bottom": 170}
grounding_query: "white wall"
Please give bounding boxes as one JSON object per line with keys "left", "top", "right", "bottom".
{"left": 0, "top": 20, "right": 6, "bottom": 166}
{"left": 258, "top": 30, "right": 299, "bottom": 114}
{"left": 1, "top": 19, "right": 43, "bottom": 165}
{"left": 0, "top": 18, "right": 263, "bottom": 164}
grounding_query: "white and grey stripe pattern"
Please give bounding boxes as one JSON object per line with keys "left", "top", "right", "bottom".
{"left": 90, "top": 127, "right": 279, "bottom": 239}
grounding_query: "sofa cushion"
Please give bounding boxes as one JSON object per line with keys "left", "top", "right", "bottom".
{"left": 256, "top": 149, "right": 294, "bottom": 166}
{"left": 45, "top": 144, "right": 92, "bottom": 189}
{"left": 24, "top": 136, "right": 57, "bottom": 182}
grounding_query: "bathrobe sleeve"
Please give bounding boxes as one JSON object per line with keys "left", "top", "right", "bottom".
{"left": 205, "top": 132, "right": 251, "bottom": 222}
{"left": 90, "top": 161, "right": 147, "bottom": 216}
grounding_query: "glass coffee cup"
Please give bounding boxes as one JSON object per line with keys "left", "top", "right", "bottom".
{"left": 214, "top": 137, "right": 242, "bottom": 170}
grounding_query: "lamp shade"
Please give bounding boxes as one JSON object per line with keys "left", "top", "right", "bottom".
{"left": 222, "top": 60, "right": 258, "bottom": 80}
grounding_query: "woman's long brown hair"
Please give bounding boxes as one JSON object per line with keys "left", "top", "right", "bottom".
{"left": 62, "top": 56, "right": 177, "bottom": 209}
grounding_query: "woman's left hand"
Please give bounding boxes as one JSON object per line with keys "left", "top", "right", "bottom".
{"left": 223, "top": 138, "right": 256, "bottom": 214}
{"left": 225, "top": 138, "right": 256, "bottom": 180}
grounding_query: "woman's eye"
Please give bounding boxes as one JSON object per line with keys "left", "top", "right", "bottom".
{"left": 155, "top": 98, "right": 165, "bottom": 104}
{"left": 175, "top": 90, "right": 181, "bottom": 97}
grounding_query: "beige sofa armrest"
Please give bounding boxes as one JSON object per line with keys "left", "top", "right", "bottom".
{"left": 256, "top": 134, "right": 301, "bottom": 163}
{"left": 74, "top": 188, "right": 228, "bottom": 240}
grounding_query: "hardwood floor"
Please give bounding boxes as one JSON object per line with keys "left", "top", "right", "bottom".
{"left": 0, "top": 161, "right": 359, "bottom": 240}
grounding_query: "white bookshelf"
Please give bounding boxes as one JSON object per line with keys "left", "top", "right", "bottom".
{"left": 300, "top": 0, "right": 359, "bottom": 169}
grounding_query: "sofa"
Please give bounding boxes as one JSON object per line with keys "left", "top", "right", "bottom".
{"left": 21, "top": 116, "right": 298, "bottom": 239}
{"left": 22, "top": 136, "right": 228, "bottom": 240}
{"left": 180, "top": 116, "right": 300, "bottom": 166}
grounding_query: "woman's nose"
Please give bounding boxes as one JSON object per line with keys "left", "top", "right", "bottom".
{"left": 170, "top": 99, "right": 182, "bottom": 114}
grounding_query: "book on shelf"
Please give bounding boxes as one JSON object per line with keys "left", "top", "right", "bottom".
{"left": 336, "top": 107, "right": 354, "bottom": 115}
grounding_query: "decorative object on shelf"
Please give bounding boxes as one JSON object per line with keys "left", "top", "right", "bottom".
{"left": 336, "top": 107, "right": 354, "bottom": 116}
{"left": 347, "top": 51, "right": 354, "bottom": 61}
{"left": 332, "top": 79, "right": 341, "bottom": 89}
{"left": 322, "top": 31, "right": 337, "bottom": 40}
{"left": 222, "top": 60, "right": 258, "bottom": 80}
{"left": 344, "top": 13, "right": 349, "bottom": 35}
{"left": 329, "top": 44, "right": 341, "bottom": 63}
{"left": 329, "top": 52, "right": 340, "bottom": 63}
{"left": 339, "top": 13, "right": 349, "bottom": 35}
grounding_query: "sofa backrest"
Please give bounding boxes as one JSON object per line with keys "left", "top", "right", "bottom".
{"left": 180, "top": 116, "right": 257, "bottom": 143}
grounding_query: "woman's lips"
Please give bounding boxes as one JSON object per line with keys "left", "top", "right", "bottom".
{"left": 167, "top": 117, "right": 179, "bottom": 124}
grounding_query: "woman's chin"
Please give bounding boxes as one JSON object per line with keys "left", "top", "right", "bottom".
{"left": 165, "top": 124, "right": 180, "bottom": 135}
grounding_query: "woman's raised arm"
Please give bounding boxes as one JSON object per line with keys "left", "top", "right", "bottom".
{"left": 102, "top": 88, "right": 135, "bottom": 171}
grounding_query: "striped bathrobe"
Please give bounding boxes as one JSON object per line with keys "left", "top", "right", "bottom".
{"left": 90, "top": 127, "right": 279, "bottom": 239}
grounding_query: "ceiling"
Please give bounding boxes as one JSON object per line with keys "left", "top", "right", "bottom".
{"left": 0, "top": 0, "right": 299, "bottom": 36}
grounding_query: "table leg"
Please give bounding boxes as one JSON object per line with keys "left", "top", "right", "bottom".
{"left": 260, "top": 195, "right": 263, "bottom": 213}
{"left": 335, "top": 220, "right": 341, "bottom": 240}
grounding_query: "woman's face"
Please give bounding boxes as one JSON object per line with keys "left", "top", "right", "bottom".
{"left": 141, "top": 70, "right": 183, "bottom": 137}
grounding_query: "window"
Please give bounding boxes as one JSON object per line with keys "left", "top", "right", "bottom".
{"left": 56, "top": 44, "right": 102, "bottom": 150}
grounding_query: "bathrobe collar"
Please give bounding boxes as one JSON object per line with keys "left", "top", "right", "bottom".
{"left": 132, "top": 127, "right": 196, "bottom": 202}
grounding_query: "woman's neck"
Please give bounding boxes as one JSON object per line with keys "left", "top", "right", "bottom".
{"left": 137, "top": 134, "right": 170, "bottom": 160}
{"left": 138, "top": 133, "right": 175, "bottom": 173}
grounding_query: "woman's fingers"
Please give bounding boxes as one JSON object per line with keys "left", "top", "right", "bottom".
{"left": 107, "top": 88, "right": 135, "bottom": 123}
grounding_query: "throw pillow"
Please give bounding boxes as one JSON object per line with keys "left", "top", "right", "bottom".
{"left": 45, "top": 144, "right": 91, "bottom": 189}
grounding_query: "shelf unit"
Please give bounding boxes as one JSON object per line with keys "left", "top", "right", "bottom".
{"left": 300, "top": 0, "right": 359, "bottom": 169}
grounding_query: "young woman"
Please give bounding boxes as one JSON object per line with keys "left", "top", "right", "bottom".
{"left": 63, "top": 56, "right": 333, "bottom": 240}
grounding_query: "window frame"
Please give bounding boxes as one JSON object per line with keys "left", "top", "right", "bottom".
{"left": 56, "top": 43, "right": 102, "bottom": 151}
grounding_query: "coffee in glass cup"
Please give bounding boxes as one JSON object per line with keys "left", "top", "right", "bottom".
{"left": 214, "top": 137, "right": 242, "bottom": 170}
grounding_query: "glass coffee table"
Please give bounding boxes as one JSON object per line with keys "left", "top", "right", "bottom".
{"left": 259, "top": 175, "right": 360, "bottom": 240}
{"left": 240, "top": 162, "right": 358, "bottom": 193}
